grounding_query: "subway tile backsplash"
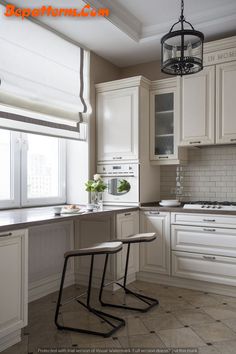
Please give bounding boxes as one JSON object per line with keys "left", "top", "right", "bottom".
{"left": 160, "top": 146, "right": 236, "bottom": 202}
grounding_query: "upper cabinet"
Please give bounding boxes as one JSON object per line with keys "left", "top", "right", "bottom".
{"left": 216, "top": 61, "right": 236, "bottom": 144}
{"left": 96, "top": 85, "right": 139, "bottom": 162}
{"left": 150, "top": 79, "right": 187, "bottom": 164}
{"left": 179, "top": 66, "right": 215, "bottom": 146}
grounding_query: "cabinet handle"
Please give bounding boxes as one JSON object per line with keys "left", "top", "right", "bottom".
{"left": 203, "top": 228, "right": 216, "bottom": 232}
{"left": 230, "top": 139, "right": 236, "bottom": 142}
{"left": 149, "top": 211, "right": 160, "bottom": 215}
{"left": 124, "top": 213, "right": 131, "bottom": 216}
{"left": 0, "top": 232, "right": 12, "bottom": 238}
{"left": 203, "top": 219, "right": 216, "bottom": 222}
{"left": 113, "top": 157, "right": 122, "bottom": 160}
{"left": 189, "top": 141, "right": 201, "bottom": 144}
{"left": 158, "top": 156, "right": 169, "bottom": 159}
{"left": 203, "top": 255, "right": 216, "bottom": 261}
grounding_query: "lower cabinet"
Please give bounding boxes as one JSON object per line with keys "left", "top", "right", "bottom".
{"left": 0, "top": 229, "right": 28, "bottom": 351}
{"left": 140, "top": 211, "right": 170, "bottom": 275}
{"left": 116, "top": 211, "right": 139, "bottom": 280}
{"left": 172, "top": 251, "right": 236, "bottom": 287}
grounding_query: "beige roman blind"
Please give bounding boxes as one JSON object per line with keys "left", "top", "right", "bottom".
{"left": 0, "top": 4, "right": 89, "bottom": 140}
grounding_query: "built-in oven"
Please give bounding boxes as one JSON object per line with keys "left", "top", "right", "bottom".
{"left": 97, "top": 164, "right": 139, "bottom": 206}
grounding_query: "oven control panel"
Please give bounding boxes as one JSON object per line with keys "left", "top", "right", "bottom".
{"left": 97, "top": 164, "right": 138, "bottom": 177}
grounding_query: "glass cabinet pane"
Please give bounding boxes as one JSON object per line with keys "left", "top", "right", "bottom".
{"left": 154, "top": 93, "right": 174, "bottom": 156}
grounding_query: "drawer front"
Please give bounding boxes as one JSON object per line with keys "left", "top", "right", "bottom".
{"left": 172, "top": 251, "right": 236, "bottom": 286}
{"left": 172, "top": 225, "right": 236, "bottom": 257}
{"left": 171, "top": 212, "right": 236, "bottom": 227}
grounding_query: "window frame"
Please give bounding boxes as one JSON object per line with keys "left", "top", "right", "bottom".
{"left": 0, "top": 130, "right": 66, "bottom": 209}
{"left": 21, "top": 133, "right": 66, "bottom": 207}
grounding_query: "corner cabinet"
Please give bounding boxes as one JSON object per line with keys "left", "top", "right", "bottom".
{"left": 140, "top": 211, "right": 170, "bottom": 275}
{"left": 0, "top": 229, "right": 28, "bottom": 352}
{"left": 96, "top": 80, "right": 141, "bottom": 163}
{"left": 179, "top": 66, "right": 215, "bottom": 146}
{"left": 216, "top": 61, "right": 236, "bottom": 144}
{"left": 150, "top": 79, "right": 187, "bottom": 165}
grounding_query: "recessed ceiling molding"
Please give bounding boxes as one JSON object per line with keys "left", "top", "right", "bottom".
{"left": 83, "top": 0, "right": 142, "bottom": 42}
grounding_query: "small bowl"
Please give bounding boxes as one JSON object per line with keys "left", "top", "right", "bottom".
{"left": 86, "top": 204, "right": 94, "bottom": 212}
{"left": 53, "top": 207, "right": 62, "bottom": 215}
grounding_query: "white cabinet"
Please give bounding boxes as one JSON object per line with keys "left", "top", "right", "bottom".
{"left": 140, "top": 211, "right": 170, "bottom": 275}
{"left": 116, "top": 211, "right": 139, "bottom": 280}
{"left": 150, "top": 79, "right": 187, "bottom": 165}
{"left": 216, "top": 61, "right": 236, "bottom": 144}
{"left": 96, "top": 85, "right": 139, "bottom": 162}
{"left": 0, "top": 229, "right": 28, "bottom": 352}
{"left": 180, "top": 66, "right": 215, "bottom": 146}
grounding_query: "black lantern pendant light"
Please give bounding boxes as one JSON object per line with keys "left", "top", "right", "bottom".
{"left": 161, "top": 0, "right": 204, "bottom": 76}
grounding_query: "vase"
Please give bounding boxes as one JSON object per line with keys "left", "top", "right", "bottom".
{"left": 90, "top": 191, "right": 103, "bottom": 210}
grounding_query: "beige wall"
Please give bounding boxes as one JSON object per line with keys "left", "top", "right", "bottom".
{"left": 89, "top": 52, "right": 121, "bottom": 177}
{"left": 120, "top": 59, "right": 168, "bottom": 81}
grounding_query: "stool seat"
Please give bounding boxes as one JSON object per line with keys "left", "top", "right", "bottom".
{"left": 118, "top": 232, "right": 156, "bottom": 244}
{"left": 64, "top": 241, "right": 123, "bottom": 258}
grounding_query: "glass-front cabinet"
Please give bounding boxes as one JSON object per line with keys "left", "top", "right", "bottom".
{"left": 150, "top": 78, "right": 187, "bottom": 165}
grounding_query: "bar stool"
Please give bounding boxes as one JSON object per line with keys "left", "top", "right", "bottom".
{"left": 55, "top": 241, "right": 125, "bottom": 337}
{"left": 99, "top": 233, "right": 159, "bottom": 312}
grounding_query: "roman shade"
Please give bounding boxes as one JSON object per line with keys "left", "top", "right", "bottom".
{"left": 0, "top": 4, "right": 89, "bottom": 140}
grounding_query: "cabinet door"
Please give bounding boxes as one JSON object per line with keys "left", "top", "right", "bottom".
{"left": 216, "top": 61, "right": 236, "bottom": 144}
{"left": 180, "top": 66, "right": 215, "bottom": 146}
{"left": 116, "top": 211, "right": 139, "bottom": 279}
{"left": 140, "top": 211, "right": 170, "bottom": 275}
{"left": 0, "top": 230, "right": 28, "bottom": 339}
{"left": 97, "top": 87, "right": 139, "bottom": 162}
{"left": 150, "top": 85, "right": 179, "bottom": 162}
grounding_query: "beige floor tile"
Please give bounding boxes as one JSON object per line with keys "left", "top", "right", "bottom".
{"left": 203, "top": 305, "right": 236, "bottom": 320}
{"left": 116, "top": 317, "right": 149, "bottom": 337}
{"left": 81, "top": 338, "right": 122, "bottom": 348}
{"left": 118, "top": 333, "right": 166, "bottom": 348}
{"left": 160, "top": 299, "right": 195, "bottom": 312}
{"left": 191, "top": 322, "right": 236, "bottom": 343}
{"left": 158, "top": 327, "right": 206, "bottom": 348}
{"left": 198, "top": 346, "right": 221, "bottom": 354}
{"left": 174, "top": 309, "right": 215, "bottom": 325}
{"left": 142, "top": 313, "right": 183, "bottom": 331}
{"left": 213, "top": 339, "right": 236, "bottom": 354}
{"left": 222, "top": 318, "right": 236, "bottom": 332}
{"left": 187, "top": 294, "right": 221, "bottom": 307}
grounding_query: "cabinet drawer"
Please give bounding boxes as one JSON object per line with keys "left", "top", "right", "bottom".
{"left": 171, "top": 212, "right": 236, "bottom": 227}
{"left": 172, "top": 224, "right": 236, "bottom": 257}
{"left": 172, "top": 251, "right": 236, "bottom": 287}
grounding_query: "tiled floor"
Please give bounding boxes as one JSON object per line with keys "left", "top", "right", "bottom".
{"left": 3, "top": 281, "right": 236, "bottom": 353}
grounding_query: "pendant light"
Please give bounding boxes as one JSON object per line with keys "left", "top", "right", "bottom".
{"left": 161, "top": 0, "right": 204, "bottom": 76}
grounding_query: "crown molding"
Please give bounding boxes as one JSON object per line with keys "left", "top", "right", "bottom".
{"left": 84, "top": 0, "right": 141, "bottom": 42}
{"left": 95, "top": 76, "right": 151, "bottom": 92}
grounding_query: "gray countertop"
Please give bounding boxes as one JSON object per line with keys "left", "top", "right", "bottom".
{"left": 0, "top": 205, "right": 139, "bottom": 232}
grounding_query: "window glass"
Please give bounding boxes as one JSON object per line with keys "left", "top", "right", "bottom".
{"left": 0, "top": 130, "right": 11, "bottom": 200}
{"left": 26, "top": 134, "right": 60, "bottom": 199}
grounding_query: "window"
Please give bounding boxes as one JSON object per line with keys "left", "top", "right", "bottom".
{"left": 0, "top": 129, "right": 66, "bottom": 208}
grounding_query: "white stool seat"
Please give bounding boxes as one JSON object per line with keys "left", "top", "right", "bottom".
{"left": 64, "top": 241, "right": 123, "bottom": 258}
{"left": 118, "top": 232, "right": 156, "bottom": 244}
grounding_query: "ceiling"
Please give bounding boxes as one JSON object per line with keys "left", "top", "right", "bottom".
{"left": 5, "top": 0, "right": 236, "bottom": 67}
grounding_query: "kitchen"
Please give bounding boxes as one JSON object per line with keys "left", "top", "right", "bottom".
{"left": 1, "top": 0, "right": 236, "bottom": 353}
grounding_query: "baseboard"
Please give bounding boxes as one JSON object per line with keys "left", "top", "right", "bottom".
{"left": 29, "top": 272, "right": 75, "bottom": 302}
{"left": 0, "top": 329, "right": 21, "bottom": 353}
{"left": 137, "top": 271, "right": 236, "bottom": 297}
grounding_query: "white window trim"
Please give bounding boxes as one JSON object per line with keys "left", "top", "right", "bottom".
{"left": 0, "top": 131, "right": 20, "bottom": 209}
{"left": 20, "top": 134, "right": 66, "bottom": 207}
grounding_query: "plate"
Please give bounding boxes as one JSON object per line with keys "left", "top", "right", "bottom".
{"left": 61, "top": 208, "right": 84, "bottom": 214}
{"left": 159, "top": 202, "right": 181, "bottom": 207}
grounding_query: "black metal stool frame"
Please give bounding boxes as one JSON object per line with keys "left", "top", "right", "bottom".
{"left": 99, "top": 239, "right": 159, "bottom": 312}
{"left": 55, "top": 250, "right": 125, "bottom": 337}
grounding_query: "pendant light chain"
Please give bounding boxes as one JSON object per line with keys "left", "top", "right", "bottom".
{"left": 181, "top": 0, "right": 184, "bottom": 20}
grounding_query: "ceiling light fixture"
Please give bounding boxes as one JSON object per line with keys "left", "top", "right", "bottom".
{"left": 161, "top": 0, "right": 204, "bottom": 76}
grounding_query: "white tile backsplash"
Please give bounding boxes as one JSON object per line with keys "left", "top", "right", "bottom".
{"left": 160, "top": 146, "right": 236, "bottom": 202}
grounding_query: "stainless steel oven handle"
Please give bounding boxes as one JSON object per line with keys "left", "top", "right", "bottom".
{"left": 100, "top": 174, "right": 135, "bottom": 177}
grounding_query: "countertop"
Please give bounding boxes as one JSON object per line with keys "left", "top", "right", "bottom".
{"left": 140, "top": 202, "right": 236, "bottom": 216}
{"left": 0, "top": 205, "right": 139, "bottom": 232}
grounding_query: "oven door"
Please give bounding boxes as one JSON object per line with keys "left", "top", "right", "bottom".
{"left": 102, "top": 176, "right": 139, "bottom": 205}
